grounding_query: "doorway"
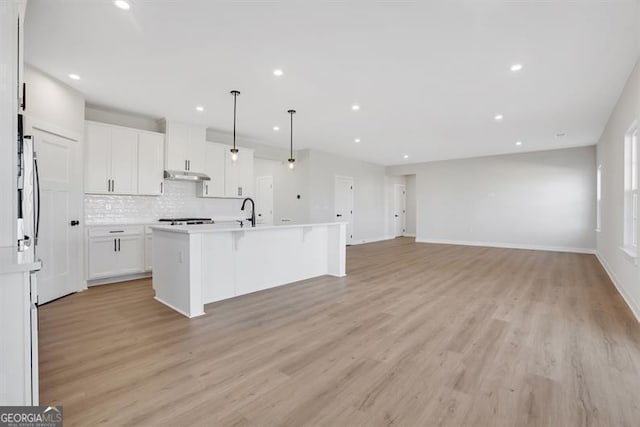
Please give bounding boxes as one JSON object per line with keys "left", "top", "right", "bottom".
{"left": 393, "top": 184, "right": 407, "bottom": 237}
{"left": 334, "top": 176, "right": 354, "bottom": 244}
{"left": 255, "top": 175, "right": 274, "bottom": 225}
{"left": 27, "top": 122, "right": 83, "bottom": 304}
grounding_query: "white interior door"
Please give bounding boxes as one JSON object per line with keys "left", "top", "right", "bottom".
{"left": 31, "top": 126, "right": 83, "bottom": 304}
{"left": 335, "top": 176, "right": 354, "bottom": 244}
{"left": 393, "top": 184, "right": 407, "bottom": 237}
{"left": 255, "top": 176, "right": 274, "bottom": 225}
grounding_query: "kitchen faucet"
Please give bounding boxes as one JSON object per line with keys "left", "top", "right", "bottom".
{"left": 241, "top": 197, "right": 256, "bottom": 227}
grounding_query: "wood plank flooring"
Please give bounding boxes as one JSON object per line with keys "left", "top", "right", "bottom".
{"left": 39, "top": 238, "right": 640, "bottom": 426}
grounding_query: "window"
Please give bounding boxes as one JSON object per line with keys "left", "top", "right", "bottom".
{"left": 623, "top": 121, "right": 638, "bottom": 257}
{"left": 596, "top": 164, "right": 602, "bottom": 232}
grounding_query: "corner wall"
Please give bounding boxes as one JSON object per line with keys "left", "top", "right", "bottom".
{"left": 596, "top": 58, "right": 640, "bottom": 320}
{"left": 307, "top": 150, "right": 387, "bottom": 244}
{"left": 388, "top": 146, "right": 597, "bottom": 253}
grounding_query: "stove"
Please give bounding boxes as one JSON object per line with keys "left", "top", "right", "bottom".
{"left": 158, "top": 217, "right": 215, "bottom": 226}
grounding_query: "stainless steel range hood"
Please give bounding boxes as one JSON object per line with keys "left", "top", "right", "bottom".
{"left": 163, "top": 170, "right": 211, "bottom": 182}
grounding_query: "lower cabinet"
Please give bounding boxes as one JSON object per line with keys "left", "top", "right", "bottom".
{"left": 87, "top": 226, "right": 146, "bottom": 280}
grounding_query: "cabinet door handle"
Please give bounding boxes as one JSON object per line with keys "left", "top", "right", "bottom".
{"left": 188, "top": 160, "right": 191, "bottom": 171}
{"left": 160, "top": 182, "right": 163, "bottom": 193}
{"left": 118, "top": 238, "right": 121, "bottom": 252}
{"left": 112, "top": 179, "right": 115, "bottom": 192}
{"left": 205, "top": 184, "right": 208, "bottom": 195}
{"left": 185, "top": 160, "right": 188, "bottom": 171}
{"left": 107, "top": 179, "right": 110, "bottom": 192}
{"left": 114, "top": 238, "right": 117, "bottom": 252}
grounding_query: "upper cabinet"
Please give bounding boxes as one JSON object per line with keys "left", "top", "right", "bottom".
{"left": 137, "top": 132, "right": 165, "bottom": 195}
{"left": 163, "top": 120, "right": 206, "bottom": 173}
{"left": 85, "top": 121, "right": 164, "bottom": 196}
{"left": 197, "top": 142, "right": 254, "bottom": 198}
{"left": 197, "top": 141, "right": 226, "bottom": 198}
{"left": 224, "top": 146, "right": 254, "bottom": 198}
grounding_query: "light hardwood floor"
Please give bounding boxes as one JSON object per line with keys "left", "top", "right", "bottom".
{"left": 39, "top": 238, "right": 640, "bottom": 426}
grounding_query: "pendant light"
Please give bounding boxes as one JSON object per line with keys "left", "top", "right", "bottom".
{"left": 287, "top": 109, "right": 296, "bottom": 170}
{"left": 230, "top": 90, "right": 240, "bottom": 162}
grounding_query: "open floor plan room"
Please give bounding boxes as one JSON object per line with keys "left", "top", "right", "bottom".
{"left": 40, "top": 240, "right": 640, "bottom": 425}
{"left": 1, "top": 1, "right": 640, "bottom": 426}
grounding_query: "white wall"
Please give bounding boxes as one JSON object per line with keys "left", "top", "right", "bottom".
{"left": 307, "top": 150, "right": 386, "bottom": 243}
{"left": 254, "top": 157, "right": 309, "bottom": 224}
{"left": 388, "top": 146, "right": 597, "bottom": 252}
{"left": 596, "top": 58, "right": 640, "bottom": 320}
{"left": 24, "top": 65, "right": 85, "bottom": 139}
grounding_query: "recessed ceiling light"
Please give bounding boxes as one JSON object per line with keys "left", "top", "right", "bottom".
{"left": 354, "top": 138, "right": 361, "bottom": 143}
{"left": 114, "top": 0, "right": 130, "bottom": 10}
{"left": 510, "top": 63, "right": 523, "bottom": 72}
{"left": 68, "top": 73, "right": 80, "bottom": 80}
{"left": 273, "top": 69, "right": 284, "bottom": 77}
{"left": 195, "top": 105, "right": 204, "bottom": 112}
{"left": 403, "top": 154, "right": 409, "bottom": 159}
{"left": 273, "top": 126, "right": 280, "bottom": 131}
{"left": 515, "top": 141, "right": 523, "bottom": 146}
{"left": 351, "top": 104, "right": 360, "bottom": 111}
{"left": 494, "top": 114, "right": 504, "bottom": 121}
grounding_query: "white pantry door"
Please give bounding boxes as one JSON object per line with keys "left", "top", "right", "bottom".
{"left": 394, "top": 184, "right": 407, "bottom": 237}
{"left": 31, "top": 126, "right": 83, "bottom": 304}
{"left": 255, "top": 176, "right": 274, "bottom": 225}
{"left": 334, "top": 176, "right": 354, "bottom": 244}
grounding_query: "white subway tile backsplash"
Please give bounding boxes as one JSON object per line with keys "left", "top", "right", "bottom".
{"left": 85, "top": 181, "right": 244, "bottom": 225}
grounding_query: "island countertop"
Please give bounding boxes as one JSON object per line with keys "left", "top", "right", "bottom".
{"left": 151, "top": 221, "right": 347, "bottom": 317}
{"left": 150, "top": 222, "right": 347, "bottom": 234}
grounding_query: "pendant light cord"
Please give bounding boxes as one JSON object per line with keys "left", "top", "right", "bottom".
{"left": 233, "top": 91, "right": 237, "bottom": 151}
{"left": 288, "top": 109, "right": 296, "bottom": 160}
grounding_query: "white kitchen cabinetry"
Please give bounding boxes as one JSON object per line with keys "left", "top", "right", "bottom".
{"left": 109, "top": 127, "right": 138, "bottom": 194}
{"left": 85, "top": 121, "right": 164, "bottom": 196}
{"left": 197, "top": 142, "right": 226, "bottom": 198}
{"left": 163, "top": 120, "right": 206, "bottom": 173}
{"left": 138, "top": 132, "right": 165, "bottom": 195}
{"left": 224, "top": 146, "right": 254, "bottom": 198}
{"left": 85, "top": 122, "right": 112, "bottom": 193}
{"left": 87, "top": 226, "right": 145, "bottom": 280}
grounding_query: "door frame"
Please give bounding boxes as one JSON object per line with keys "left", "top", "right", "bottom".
{"left": 334, "top": 175, "right": 354, "bottom": 244}
{"left": 393, "top": 183, "right": 407, "bottom": 237}
{"left": 255, "top": 175, "right": 274, "bottom": 225}
{"left": 25, "top": 116, "right": 86, "bottom": 302}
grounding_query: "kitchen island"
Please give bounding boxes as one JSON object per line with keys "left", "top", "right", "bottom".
{"left": 150, "top": 222, "right": 347, "bottom": 317}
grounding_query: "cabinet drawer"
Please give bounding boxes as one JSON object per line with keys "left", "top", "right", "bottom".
{"left": 89, "top": 225, "right": 144, "bottom": 238}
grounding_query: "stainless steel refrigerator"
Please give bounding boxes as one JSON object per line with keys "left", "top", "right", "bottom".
{"left": 16, "top": 113, "right": 41, "bottom": 405}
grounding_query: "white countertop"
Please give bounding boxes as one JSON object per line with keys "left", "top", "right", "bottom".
{"left": 0, "top": 247, "right": 41, "bottom": 274}
{"left": 150, "top": 222, "right": 347, "bottom": 234}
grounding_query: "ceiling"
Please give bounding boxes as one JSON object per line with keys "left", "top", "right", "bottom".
{"left": 25, "top": 0, "right": 640, "bottom": 166}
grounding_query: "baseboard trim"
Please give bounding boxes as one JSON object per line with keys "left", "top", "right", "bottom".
{"left": 88, "top": 272, "right": 152, "bottom": 286}
{"left": 351, "top": 236, "right": 393, "bottom": 245}
{"left": 415, "top": 238, "right": 596, "bottom": 254}
{"left": 153, "top": 296, "right": 205, "bottom": 319}
{"left": 595, "top": 252, "right": 640, "bottom": 323}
